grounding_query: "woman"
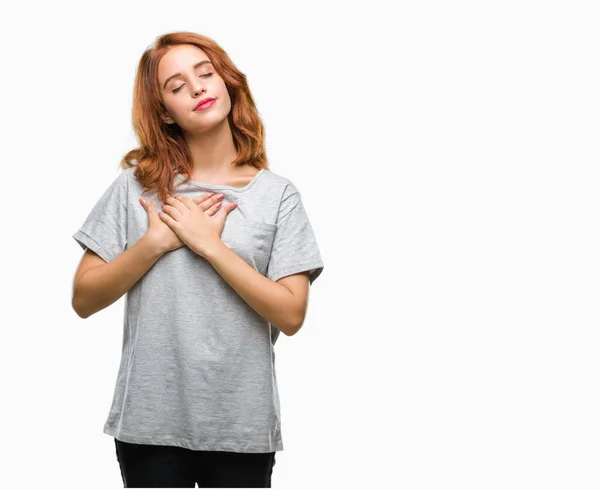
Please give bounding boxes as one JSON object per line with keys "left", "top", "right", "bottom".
{"left": 71, "top": 31, "right": 324, "bottom": 488}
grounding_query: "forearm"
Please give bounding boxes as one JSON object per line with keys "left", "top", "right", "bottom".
{"left": 73, "top": 234, "right": 165, "bottom": 319}
{"left": 204, "top": 241, "right": 301, "bottom": 336}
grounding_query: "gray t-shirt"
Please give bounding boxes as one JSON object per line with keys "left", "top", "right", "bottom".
{"left": 72, "top": 166, "right": 324, "bottom": 453}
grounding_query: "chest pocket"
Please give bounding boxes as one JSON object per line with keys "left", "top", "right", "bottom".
{"left": 220, "top": 216, "right": 277, "bottom": 275}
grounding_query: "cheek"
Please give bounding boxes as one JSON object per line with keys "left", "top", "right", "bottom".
{"left": 213, "top": 80, "right": 231, "bottom": 106}
{"left": 215, "top": 92, "right": 232, "bottom": 116}
{"left": 165, "top": 100, "right": 186, "bottom": 119}
{"left": 163, "top": 102, "right": 192, "bottom": 127}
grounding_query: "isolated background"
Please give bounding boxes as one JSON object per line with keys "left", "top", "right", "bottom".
{"left": 1, "top": 1, "right": 598, "bottom": 488}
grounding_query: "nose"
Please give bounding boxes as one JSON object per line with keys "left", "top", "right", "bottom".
{"left": 190, "top": 81, "right": 207, "bottom": 97}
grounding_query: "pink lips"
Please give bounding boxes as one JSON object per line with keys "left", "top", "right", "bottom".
{"left": 195, "top": 99, "right": 216, "bottom": 110}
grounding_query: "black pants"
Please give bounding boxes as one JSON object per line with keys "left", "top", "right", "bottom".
{"left": 114, "top": 438, "right": 276, "bottom": 488}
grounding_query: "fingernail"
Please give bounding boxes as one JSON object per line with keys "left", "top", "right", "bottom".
{"left": 140, "top": 198, "right": 146, "bottom": 205}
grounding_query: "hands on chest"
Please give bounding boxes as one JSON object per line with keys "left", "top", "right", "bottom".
{"left": 140, "top": 191, "right": 237, "bottom": 257}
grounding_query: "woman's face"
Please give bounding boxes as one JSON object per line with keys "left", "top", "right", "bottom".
{"left": 157, "top": 44, "right": 231, "bottom": 134}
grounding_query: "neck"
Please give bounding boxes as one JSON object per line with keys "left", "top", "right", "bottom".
{"left": 183, "top": 118, "right": 238, "bottom": 175}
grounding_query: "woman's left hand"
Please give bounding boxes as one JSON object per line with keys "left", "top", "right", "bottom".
{"left": 159, "top": 194, "right": 237, "bottom": 257}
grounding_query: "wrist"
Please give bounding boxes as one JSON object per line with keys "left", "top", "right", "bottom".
{"left": 200, "top": 239, "right": 227, "bottom": 261}
{"left": 141, "top": 233, "right": 167, "bottom": 259}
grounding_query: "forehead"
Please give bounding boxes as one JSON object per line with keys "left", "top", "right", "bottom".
{"left": 158, "top": 45, "right": 211, "bottom": 84}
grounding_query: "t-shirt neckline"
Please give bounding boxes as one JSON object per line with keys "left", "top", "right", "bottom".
{"left": 175, "top": 168, "right": 266, "bottom": 192}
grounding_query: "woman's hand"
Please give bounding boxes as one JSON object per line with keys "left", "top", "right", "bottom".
{"left": 158, "top": 194, "right": 237, "bottom": 258}
{"left": 140, "top": 192, "right": 227, "bottom": 254}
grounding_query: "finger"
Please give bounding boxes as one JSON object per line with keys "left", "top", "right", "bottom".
{"left": 158, "top": 210, "right": 178, "bottom": 228}
{"left": 161, "top": 203, "right": 183, "bottom": 219}
{"left": 140, "top": 198, "right": 158, "bottom": 218}
{"left": 191, "top": 192, "right": 215, "bottom": 206}
{"left": 217, "top": 202, "right": 237, "bottom": 221}
{"left": 196, "top": 194, "right": 223, "bottom": 212}
{"left": 173, "top": 195, "right": 196, "bottom": 210}
{"left": 164, "top": 196, "right": 188, "bottom": 214}
{"left": 208, "top": 200, "right": 223, "bottom": 216}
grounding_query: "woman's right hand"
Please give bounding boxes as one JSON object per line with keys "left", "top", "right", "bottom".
{"left": 141, "top": 192, "right": 225, "bottom": 254}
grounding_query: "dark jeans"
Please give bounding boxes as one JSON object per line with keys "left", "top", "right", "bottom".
{"left": 114, "top": 438, "right": 276, "bottom": 488}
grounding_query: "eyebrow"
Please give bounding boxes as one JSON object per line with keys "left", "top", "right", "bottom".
{"left": 162, "top": 60, "right": 213, "bottom": 89}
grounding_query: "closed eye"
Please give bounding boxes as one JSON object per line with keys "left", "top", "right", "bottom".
{"left": 172, "top": 72, "right": 214, "bottom": 94}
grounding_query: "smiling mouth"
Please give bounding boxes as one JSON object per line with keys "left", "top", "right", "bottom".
{"left": 194, "top": 98, "right": 216, "bottom": 111}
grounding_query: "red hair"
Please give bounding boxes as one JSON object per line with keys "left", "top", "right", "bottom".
{"left": 119, "top": 31, "right": 269, "bottom": 203}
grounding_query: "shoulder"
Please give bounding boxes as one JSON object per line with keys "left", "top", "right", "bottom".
{"left": 117, "top": 165, "right": 143, "bottom": 194}
{"left": 120, "top": 165, "right": 136, "bottom": 183}
{"left": 259, "top": 168, "right": 301, "bottom": 201}
{"left": 103, "top": 165, "right": 134, "bottom": 190}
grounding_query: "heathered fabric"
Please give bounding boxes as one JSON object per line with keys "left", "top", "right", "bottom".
{"left": 72, "top": 166, "right": 324, "bottom": 453}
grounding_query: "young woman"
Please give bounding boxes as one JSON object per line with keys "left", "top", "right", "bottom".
{"left": 71, "top": 31, "right": 324, "bottom": 488}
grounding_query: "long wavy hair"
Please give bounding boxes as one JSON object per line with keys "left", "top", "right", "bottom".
{"left": 119, "top": 32, "right": 269, "bottom": 203}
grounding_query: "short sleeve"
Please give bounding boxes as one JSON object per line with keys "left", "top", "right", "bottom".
{"left": 266, "top": 187, "right": 324, "bottom": 285}
{"left": 72, "top": 171, "right": 128, "bottom": 263}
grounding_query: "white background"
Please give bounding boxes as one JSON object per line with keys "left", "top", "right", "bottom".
{"left": 1, "top": 1, "right": 598, "bottom": 488}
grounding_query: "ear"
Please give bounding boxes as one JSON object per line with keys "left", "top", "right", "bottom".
{"left": 160, "top": 108, "right": 175, "bottom": 125}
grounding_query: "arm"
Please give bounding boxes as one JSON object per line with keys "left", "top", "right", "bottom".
{"left": 204, "top": 241, "right": 309, "bottom": 336}
{"left": 72, "top": 234, "right": 164, "bottom": 319}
